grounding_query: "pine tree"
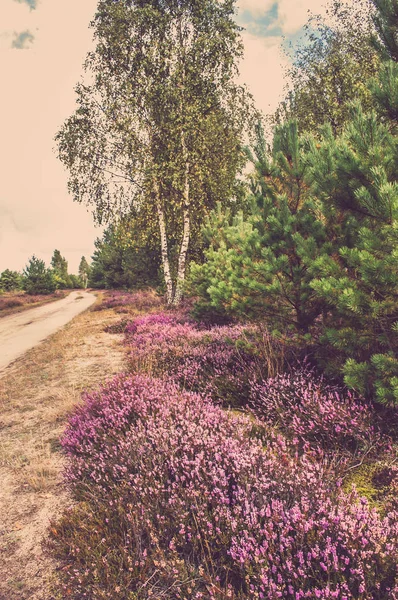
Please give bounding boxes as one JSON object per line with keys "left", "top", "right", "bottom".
{"left": 306, "top": 101, "right": 398, "bottom": 403}
{"left": 88, "top": 221, "right": 161, "bottom": 290}
{"left": 371, "top": 0, "right": 398, "bottom": 61}
{"left": 51, "top": 249, "right": 72, "bottom": 289}
{"left": 296, "top": 0, "right": 398, "bottom": 403}
{"left": 0, "top": 269, "right": 22, "bottom": 292}
{"left": 23, "top": 256, "right": 56, "bottom": 295}
{"left": 190, "top": 121, "right": 329, "bottom": 336}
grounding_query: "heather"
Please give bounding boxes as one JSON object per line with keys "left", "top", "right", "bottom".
{"left": 51, "top": 374, "right": 398, "bottom": 599}
{"left": 50, "top": 301, "right": 398, "bottom": 599}
{"left": 120, "top": 311, "right": 389, "bottom": 459}
{"left": 249, "top": 366, "right": 383, "bottom": 462}
{"left": 94, "top": 289, "right": 163, "bottom": 313}
{"left": 124, "top": 312, "right": 264, "bottom": 406}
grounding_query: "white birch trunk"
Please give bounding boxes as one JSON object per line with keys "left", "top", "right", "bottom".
{"left": 173, "top": 132, "right": 191, "bottom": 306}
{"left": 154, "top": 177, "right": 174, "bottom": 304}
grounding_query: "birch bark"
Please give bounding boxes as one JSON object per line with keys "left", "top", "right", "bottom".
{"left": 173, "top": 14, "right": 191, "bottom": 306}
{"left": 173, "top": 130, "right": 191, "bottom": 305}
{"left": 153, "top": 177, "right": 174, "bottom": 304}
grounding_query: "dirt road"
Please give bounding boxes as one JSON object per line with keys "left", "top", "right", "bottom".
{"left": 0, "top": 302, "right": 126, "bottom": 599}
{"left": 0, "top": 291, "right": 96, "bottom": 373}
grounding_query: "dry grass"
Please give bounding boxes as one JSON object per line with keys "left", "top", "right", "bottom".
{"left": 0, "top": 291, "right": 68, "bottom": 319}
{"left": 0, "top": 298, "right": 126, "bottom": 600}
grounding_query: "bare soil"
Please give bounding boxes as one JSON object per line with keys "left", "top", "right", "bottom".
{"left": 0, "top": 303, "right": 126, "bottom": 599}
{"left": 0, "top": 291, "right": 97, "bottom": 372}
{"left": 0, "top": 291, "right": 68, "bottom": 320}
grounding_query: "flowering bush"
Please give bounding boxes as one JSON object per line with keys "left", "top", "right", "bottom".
{"left": 124, "top": 312, "right": 262, "bottom": 406}
{"left": 250, "top": 367, "right": 381, "bottom": 459}
{"left": 94, "top": 289, "right": 163, "bottom": 312}
{"left": 53, "top": 375, "right": 398, "bottom": 599}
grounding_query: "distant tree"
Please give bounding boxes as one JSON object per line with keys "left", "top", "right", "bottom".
{"left": 0, "top": 269, "right": 22, "bottom": 292}
{"left": 89, "top": 220, "right": 161, "bottom": 290}
{"left": 68, "top": 274, "right": 84, "bottom": 289}
{"left": 78, "top": 257, "right": 91, "bottom": 289}
{"left": 51, "top": 249, "right": 72, "bottom": 289}
{"left": 23, "top": 256, "right": 56, "bottom": 295}
{"left": 50, "top": 249, "right": 68, "bottom": 275}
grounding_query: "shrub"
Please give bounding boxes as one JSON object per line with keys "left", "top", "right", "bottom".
{"left": 104, "top": 318, "right": 130, "bottom": 334}
{"left": 250, "top": 366, "right": 382, "bottom": 461}
{"left": 52, "top": 375, "right": 398, "bottom": 599}
{"left": 94, "top": 289, "right": 163, "bottom": 312}
{"left": 124, "top": 313, "right": 262, "bottom": 406}
{"left": 0, "top": 298, "right": 23, "bottom": 309}
{"left": 372, "top": 464, "right": 398, "bottom": 514}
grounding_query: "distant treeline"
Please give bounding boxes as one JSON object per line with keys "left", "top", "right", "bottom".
{"left": 0, "top": 251, "right": 91, "bottom": 295}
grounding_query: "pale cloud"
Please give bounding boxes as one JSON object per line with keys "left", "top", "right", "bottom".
{"left": 12, "top": 29, "right": 34, "bottom": 48}
{"left": 13, "top": 0, "right": 37, "bottom": 10}
{"left": 278, "top": 0, "right": 327, "bottom": 34}
{"left": 238, "top": 0, "right": 276, "bottom": 16}
{"left": 0, "top": 0, "right": 38, "bottom": 49}
{"left": 237, "top": 0, "right": 329, "bottom": 37}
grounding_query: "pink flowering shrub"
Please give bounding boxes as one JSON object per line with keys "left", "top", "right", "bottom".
{"left": 250, "top": 367, "right": 381, "bottom": 459}
{"left": 124, "top": 312, "right": 262, "bottom": 406}
{"left": 53, "top": 375, "right": 398, "bottom": 599}
{"left": 94, "top": 289, "right": 163, "bottom": 312}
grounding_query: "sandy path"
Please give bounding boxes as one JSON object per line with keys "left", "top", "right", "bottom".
{"left": 0, "top": 305, "right": 126, "bottom": 599}
{"left": 0, "top": 291, "right": 96, "bottom": 373}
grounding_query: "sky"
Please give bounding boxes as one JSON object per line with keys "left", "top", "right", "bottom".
{"left": 0, "top": 0, "right": 329, "bottom": 274}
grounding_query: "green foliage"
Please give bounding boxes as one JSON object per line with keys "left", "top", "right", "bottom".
{"left": 0, "top": 269, "right": 22, "bottom": 292}
{"left": 191, "top": 41, "right": 398, "bottom": 403}
{"left": 68, "top": 274, "right": 83, "bottom": 289}
{"left": 304, "top": 79, "right": 398, "bottom": 403}
{"left": 190, "top": 121, "right": 329, "bottom": 338}
{"left": 23, "top": 256, "right": 56, "bottom": 295}
{"left": 89, "top": 220, "right": 162, "bottom": 290}
{"left": 274, "top": 0, "right": 380, "bottom": 134}
{"left": 55, "top": 0, "right": 251, "bottom": 304}
{"left": 50, "top": 249, "right": 73, "bottom": 289}
{"left": 78, "top": 256, "right": 90, "bottom": 288}
{"left": 371, "top": 0, "right": 398, "bottom": 61}
{"left": 371, "top": 60, "right": 398, "bottom": 121}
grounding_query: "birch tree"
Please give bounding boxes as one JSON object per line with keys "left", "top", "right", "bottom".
{"left": 274, "top": 0, "right": 380, "bottom": 135}
{"left": 56, "top": 0, "right": 250, "bottom": 304}
{"left": 78, "top": 256, "right": 91, "bottom": 289}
